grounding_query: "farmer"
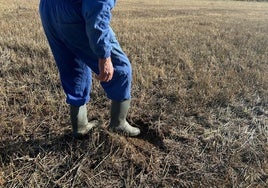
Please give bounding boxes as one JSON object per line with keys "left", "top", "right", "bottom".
{"left": 39, "top": 0, "right": 140, "bottom": 138}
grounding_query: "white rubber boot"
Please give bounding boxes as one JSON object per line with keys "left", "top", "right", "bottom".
{"left": 108, "top": 100, "right": 140, "bottom": 136}
{"left": 70, "top": 104, "right": 97, "bottom": 138}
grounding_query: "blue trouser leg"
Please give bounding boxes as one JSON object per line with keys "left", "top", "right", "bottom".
{"left": 39, "top": 1, "right": 91, "bottom": 106}
{"left": 39, "top": 0, "right": 131, "bottom": 106}
{"left": 100, "top": 30, "right": 132, "bottom": 101}
{"left": 42, "top": 33, "right": 92, "bottom": 106}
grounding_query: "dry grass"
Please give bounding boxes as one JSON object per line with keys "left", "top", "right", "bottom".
{"left": 0, "top": 0, "right": 267, "bottom": 187}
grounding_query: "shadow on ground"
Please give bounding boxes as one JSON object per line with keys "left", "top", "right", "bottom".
{"left": 0, "top": 119, "right": 167, "bottom": 165}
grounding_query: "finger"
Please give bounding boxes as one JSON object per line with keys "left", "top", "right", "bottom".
{"left": 106, "top": 68, "right": 114, "bottom": 81}
{"left": 96, "top": 73, "right": 105, "bottom": 81}
{"left": 105, "top": 72, "right": 112, "bottom": 82}
{"left": 107, "top": 71, "right": 113, "bottom": 81}
{"left": 96, "top": 72, "right": 109, "bottom": 82}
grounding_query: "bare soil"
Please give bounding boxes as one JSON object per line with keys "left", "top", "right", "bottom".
{"left": 0, "top": 0, "right": 267, "bottom": 187}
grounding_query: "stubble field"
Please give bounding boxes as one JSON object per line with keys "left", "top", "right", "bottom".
{"left": 0, "top": 0, "right": 268, "bottom": 187}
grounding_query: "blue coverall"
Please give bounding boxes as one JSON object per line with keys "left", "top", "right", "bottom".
{"left": 39, "top": 0, "right": 132, "bottom": 106}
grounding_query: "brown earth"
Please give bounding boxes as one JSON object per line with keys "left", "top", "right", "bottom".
{"left": 0, "top": 0, "right": 267, "bottom": 187}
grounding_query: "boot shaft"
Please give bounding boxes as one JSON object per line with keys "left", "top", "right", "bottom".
{"left": 110, "top": 100, "right": 130, "bottom": 126}
{"left": 70, "top": 104, "right": 88, "bottom": 129}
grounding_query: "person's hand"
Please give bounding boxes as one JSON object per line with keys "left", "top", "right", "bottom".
{"left": 96, "top": 57, "right": 114, "bottom": 82}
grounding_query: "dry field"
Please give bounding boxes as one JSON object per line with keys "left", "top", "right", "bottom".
{"left": 0, "top": 0, "right": 268, "bottom": 187}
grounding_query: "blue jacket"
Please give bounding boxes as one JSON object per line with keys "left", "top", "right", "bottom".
{"left": 82, "top": 0, "right": 116, "bottom": 59}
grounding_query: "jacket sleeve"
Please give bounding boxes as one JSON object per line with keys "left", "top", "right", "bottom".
{"left": 82, "top": 0, "right": 115, "bottom": 58}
